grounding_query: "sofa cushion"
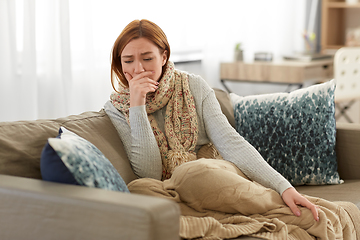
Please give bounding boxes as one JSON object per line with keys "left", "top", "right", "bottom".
{"left": 296, "top": 179, "right": 360, "bottom": 209}
{"left": 213, "top": 88, "right": 236, "bottom": 128}
{"left": 230, "top": 80, "right": 342, "bottom": 186}
{"left": 0, "top": 118, "right": 59, "bottom": 179}
{"left": 0, "top": 110, "right": 137, "bottom": 184}
{"left": 335, "top": 122, "right": 360, "bottom": 180}
{"left": 41, "top": 127, "right": 129, "bottom": 192}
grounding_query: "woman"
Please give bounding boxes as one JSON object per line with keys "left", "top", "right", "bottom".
{"left": 104, "top": 19, "right": 318, "bottom": 221}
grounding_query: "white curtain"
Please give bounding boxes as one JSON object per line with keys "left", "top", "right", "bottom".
{"left": 0, "top": 0, "right": 306, "bottom": 122}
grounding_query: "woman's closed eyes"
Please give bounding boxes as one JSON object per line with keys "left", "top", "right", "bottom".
{"left": 123, "top": 58, "right": 154, "bottom": 64}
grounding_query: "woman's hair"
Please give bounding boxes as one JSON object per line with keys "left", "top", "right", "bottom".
{"left": 111, "top": 19, "right": 171, "bottom": 90}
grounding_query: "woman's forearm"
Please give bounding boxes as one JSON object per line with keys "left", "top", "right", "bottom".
{"left": 104, "top": 101, "right": 162, "bottom": 180}
{"left": 201, "top": 91, "right": 293, "bottom": 195}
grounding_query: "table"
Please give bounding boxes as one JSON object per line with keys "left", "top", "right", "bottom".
{"left": 220, "top": 60, "right": 334, "bottom": 93}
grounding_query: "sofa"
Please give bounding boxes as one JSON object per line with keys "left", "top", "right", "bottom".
{"left": 0, "top": 88, "right": 360, "bottom": 240}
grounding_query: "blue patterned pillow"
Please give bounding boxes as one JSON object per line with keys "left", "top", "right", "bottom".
{"left": 41, "top": 127, "right": 129, "bottom": 192}
{"left": 230, "top": 80, "right": 343, "bottom": 186}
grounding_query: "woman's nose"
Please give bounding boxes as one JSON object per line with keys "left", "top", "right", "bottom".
{"left": 134, "top": 61, "right": 145, "bottom": 74}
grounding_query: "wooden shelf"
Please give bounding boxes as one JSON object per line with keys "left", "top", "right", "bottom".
{"left": 327, "top": 45, "right": 346, "bottom": 49}
{"left": 328, "top": 2, "right": 360, "bottom": 8}
{"left": 321, "top": 0, "right": 360, "bottom": 53}
{"left": 220, "top": 60, "right": 334, "bottom": 85}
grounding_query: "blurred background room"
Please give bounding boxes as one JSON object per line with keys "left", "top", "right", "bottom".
{"left": 1, "top": 0, "right": 359, "bottom": 122}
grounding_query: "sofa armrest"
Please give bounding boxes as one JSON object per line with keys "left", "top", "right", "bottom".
{"left": 336, "top": 122, "right": 360, "bottom": 180}
{"left": 0, "top": 175, "right": 180, "bottom": 240}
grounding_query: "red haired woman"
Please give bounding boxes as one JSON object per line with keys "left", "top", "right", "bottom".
{"left": 104, "top": 19, "right": 318, "bottom": 223}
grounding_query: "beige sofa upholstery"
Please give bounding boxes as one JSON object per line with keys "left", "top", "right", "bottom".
{"left": 0, "top": 88, "right": 360, "bottom": 240}
{"left": 0, "top": 110, "right": 180, "bottom": 240}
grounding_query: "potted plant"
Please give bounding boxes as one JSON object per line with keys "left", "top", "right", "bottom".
{"left": 234, "top": 43, "right": 243, "bottom": 61}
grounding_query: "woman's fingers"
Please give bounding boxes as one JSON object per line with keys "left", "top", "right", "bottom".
{"left": 286, "top": 199, "right": 302, "bottom": 217}
{"left": 126, "top": 71, "right": 158, "bottom": 85}
{"left": 298, "top": 197, "right": 319, "bottom": 221}
{"left": 129, "top": 73, "right": 158, "bottom": 92}
{"left": 282, "top": 187, "right": 319, "bottom": 221}
{"left": 125, "top": 71, "right": 159, "bottom": 107}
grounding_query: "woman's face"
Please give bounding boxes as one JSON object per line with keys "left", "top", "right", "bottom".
{"left": 121, "top": 37, "right": 167, "bottom": 83}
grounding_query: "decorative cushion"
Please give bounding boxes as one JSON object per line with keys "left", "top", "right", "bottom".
{"left": 230, "top": 80, "right": 343, "bottom": 186}
{"left": 40, "top": 127, "right": 129, "bottom": 192}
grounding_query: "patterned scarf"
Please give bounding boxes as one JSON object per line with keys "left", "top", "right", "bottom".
{"left": 110, "top": 61, "right": 198, "bottom": 180}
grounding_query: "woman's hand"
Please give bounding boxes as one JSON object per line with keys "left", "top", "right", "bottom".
{"left": 125, "top": 71, "right": 159, "bottom": 107}
{"left": 282, "top": 187, "right": 319, "bottom": 221}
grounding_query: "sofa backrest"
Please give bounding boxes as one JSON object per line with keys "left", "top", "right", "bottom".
{"left": 0, "top": 110, "right": 137, "bottom": 184}
{"left": 4, "top": 88, "right": 357, "bottom": 184}
{"left": 213, "top": 88, "right": 236, "bottom": 129}
{"left": 0, "top": 89, "right": 233, "bottom": 186}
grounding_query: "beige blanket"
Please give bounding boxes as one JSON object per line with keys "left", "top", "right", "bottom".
{"left": 128, "top": 159, "right": 360, "bottom": 240}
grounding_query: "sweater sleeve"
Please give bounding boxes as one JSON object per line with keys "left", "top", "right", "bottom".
{"left": 199, "top": 86, "right": 293, "bottom": 195}
{"left": 104, "top": 101, "right": 162, "bottom": 180}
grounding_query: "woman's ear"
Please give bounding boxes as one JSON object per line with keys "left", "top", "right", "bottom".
{"left": 162, "top": 50, "right": 168, "bottom": 66}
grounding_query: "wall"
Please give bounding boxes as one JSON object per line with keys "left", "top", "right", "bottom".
{"left": 0, "top": 0, "right": 308, "bottom": 121}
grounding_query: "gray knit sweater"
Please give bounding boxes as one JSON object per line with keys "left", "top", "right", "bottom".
{"left": 104, "top": 72, "right": 293, "bottom": 195}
